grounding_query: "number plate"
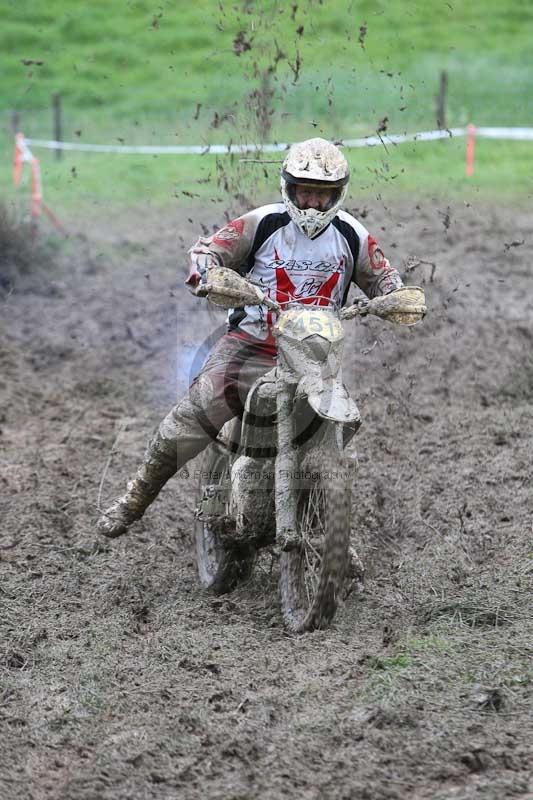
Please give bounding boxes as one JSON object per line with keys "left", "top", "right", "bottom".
{"left": 275, "top": 309, "right": 343, "bottom": 341}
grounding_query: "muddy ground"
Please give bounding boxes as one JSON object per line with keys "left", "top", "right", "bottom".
{"left": 0, "top": 198, "right": 531, "bottom": 800}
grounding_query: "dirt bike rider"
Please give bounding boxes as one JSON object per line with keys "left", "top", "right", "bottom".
{"left": 97, "top": 137, "right": 405, "bottom": 538}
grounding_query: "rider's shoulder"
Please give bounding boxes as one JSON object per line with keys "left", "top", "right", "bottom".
{"left": 335, "top": 208, "right": 370, "bottom": 239}
{"left": 242, "top": 202, "right": 288, "bottom": 221}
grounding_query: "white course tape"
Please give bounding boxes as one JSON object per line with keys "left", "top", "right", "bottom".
{"left": 23, "top": 126, "right": 533, "bottom": 155}
{"left": 475, "top": 126, "right": 533, "bottom": 141}
{"left": 343, "top": 127, "right": 467, "bottom": 147}
{"left": 16, "top": 132, "right": 35, "bottom": 161}
{"left": 24, "top": 139, "right": 289, "bottom": 154}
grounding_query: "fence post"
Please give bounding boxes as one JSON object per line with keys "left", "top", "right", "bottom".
{"left": 11, "top": 110, "right": 20, "bottom": 133}
{"left": 466, "top": 124, "right": 476, "bottom": 176}
{"left": 436, "top": 71, "right": 448, "bottom": 130}
{"left": 52, "top": 93, "right": 62, "bottom": 160}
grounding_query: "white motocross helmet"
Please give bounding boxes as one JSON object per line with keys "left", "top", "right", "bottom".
{"left": 281, "top": 138, "right": 349, "bottom": 239}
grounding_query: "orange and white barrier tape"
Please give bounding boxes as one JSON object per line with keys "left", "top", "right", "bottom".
{"left": 16, "top": 126, "right": 533, "bottom": 191}
{"left": 13, "top": 133, "right": 65, "bottom": 233}
{"left": 14, "top": 132, "right": 42, "bottom": 218}
{"left": 23, "top": 126, "right": 533, "bottom": 156}
{"left": 466, "top": 124, "right": 476, "bottom": 177}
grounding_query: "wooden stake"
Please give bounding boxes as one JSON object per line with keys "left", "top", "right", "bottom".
{"left": 53, "top": 93, "right": 62, "bottom": 160}
{"left": 436, "top": 71, "right": 448, "bottom": 130}
{"left": 466, "top": 124, "right": 476, "bottom": 176}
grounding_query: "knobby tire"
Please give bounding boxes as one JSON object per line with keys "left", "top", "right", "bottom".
{"left": 279, "top": 447, "right": 351, "bottom": 633}
{"left": 194, "top": 444, "right": 255, "bottom": 595}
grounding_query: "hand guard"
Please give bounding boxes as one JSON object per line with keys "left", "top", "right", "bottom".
{"left": 201, "top": 267, "right": 270, "bottom": 309}
{"left": 368, "top": 286, "right": 426, "bottom": 326}
{"left": 185, "top": 251, "right": 220, "bottom": 297}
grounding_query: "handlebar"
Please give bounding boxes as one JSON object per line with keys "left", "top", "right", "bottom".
{"left": 339, "top": 300, "right": 369, "bottom": 320}
{"left": 200, "top": 267, "right": 425, "bottom": 326}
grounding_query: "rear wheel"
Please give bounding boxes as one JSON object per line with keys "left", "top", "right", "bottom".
{"left": 279, "top": 447, "right": 352, "bottom": 633}
{"left": 194, "top": 444, "right": 255, "bottom": 595}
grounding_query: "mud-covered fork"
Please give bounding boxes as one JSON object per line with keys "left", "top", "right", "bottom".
{"left": 274, "top": 381, "right": 300, "bottom": 552}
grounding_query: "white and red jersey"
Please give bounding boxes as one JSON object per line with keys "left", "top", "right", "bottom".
{"left": 187, "top": 202, "right": 403, "bottom": 344}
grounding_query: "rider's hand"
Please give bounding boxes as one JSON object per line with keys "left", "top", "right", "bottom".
{"left": 185, "top": 251, "right": 220, "bottom": 297}
{"left": 185, "top": 271, "right": 209, "bottom": 297}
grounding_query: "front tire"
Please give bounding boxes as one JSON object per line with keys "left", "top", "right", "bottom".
{"left": 194, "top": 444, "right": 255, "bottom": 595}
{"left": 279, "top": 447, "right": 352, "bottom": 633}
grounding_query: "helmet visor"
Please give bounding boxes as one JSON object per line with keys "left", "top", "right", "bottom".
{"left": 287, "top": 182, "right": 342, "bottom": 212}
{"left": 281, "top": 169, "right": 349, "bottom": 189}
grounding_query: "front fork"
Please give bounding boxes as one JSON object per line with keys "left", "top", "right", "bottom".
{"left": 274, "top": 382, "right": 300, "bottom": 550}
{"left": 274, "top": 378, "right": 355, "bottom": 551}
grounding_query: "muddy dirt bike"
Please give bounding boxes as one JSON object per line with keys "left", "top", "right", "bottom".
{"left": 194, "top": 268, "right": 425, "bottom": 633}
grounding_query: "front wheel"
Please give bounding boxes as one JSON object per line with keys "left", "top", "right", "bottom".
{"left": 194, "top": 444, "right": 255, "bottom": 595}
{"left": 279, "top": 447, "right": 352, "bottom": 633}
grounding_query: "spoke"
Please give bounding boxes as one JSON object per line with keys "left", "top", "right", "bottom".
{"left": 303, "top": 530, "right": 320, "bottom": 586}
{"left": 303, "top": 549, "right": 318, "bottom": 596}
{"left": 308, "top": 486, "right": 325, "bottom": 536}
{"left": 296, "top": 476, "right": 329, "bottom": 611}
{"left": 303, "top": 550, "right": 313, "bottom": 603}
{"left": 304, "top": 543, "right": 318, "bottom": 575}
{"left": 305, "top": 536, "right": 321, "bottom": 560}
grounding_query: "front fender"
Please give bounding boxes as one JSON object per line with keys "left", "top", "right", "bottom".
{"left": 296, "top": 375, "right": 361, "bottom": 425}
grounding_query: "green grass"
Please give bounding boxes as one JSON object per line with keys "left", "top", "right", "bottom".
{"left": 2, "top": 0, "right": 532, "bottom": 123}
{"left": 1, "top": 0, "right": 532, "bottom": 211}
{"left": 4, "top": 132, "right": 532, "bottom": 222}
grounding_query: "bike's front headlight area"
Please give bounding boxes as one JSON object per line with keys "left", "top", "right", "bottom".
{"left": 303, "top": 334, "right": 333, "bottom": 361}
{"left": 279, "top": 333, "right": 343, "bottom": 379}
{"left": 274, "top": 307, "right": 344, "bottom": 378}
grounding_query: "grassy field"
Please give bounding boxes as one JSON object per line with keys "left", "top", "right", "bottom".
{"left": 4, "top": 134, "right": 532, "bottom": 224}
{"left": 3, "top": 0, "right": 532, "bottom": 123}
{"left": 1, "top": 0, "right": 532, "bottom": 213}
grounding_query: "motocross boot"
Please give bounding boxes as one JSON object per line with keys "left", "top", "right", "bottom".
{"left": 97, "top": 428, "right": 178, "bottom": 538}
